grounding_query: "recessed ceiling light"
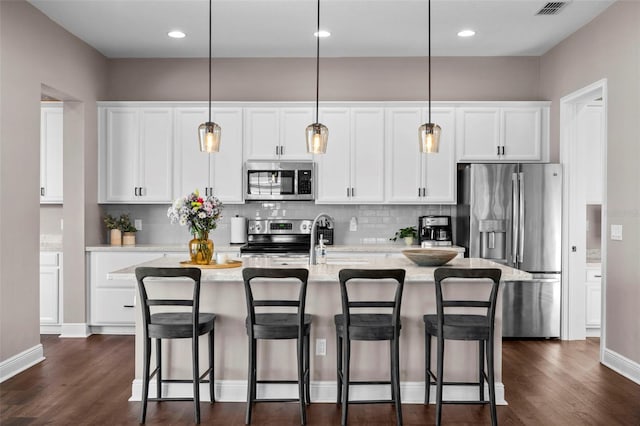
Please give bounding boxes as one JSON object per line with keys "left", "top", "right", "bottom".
{"left": 168, "top": 30, "right": 186, "bottom": 39}
{"left": 314, "top": 30, "right": 331, "bottom": 38}
{"left": 457, "top": 29, "right": 476, "bottom": 38}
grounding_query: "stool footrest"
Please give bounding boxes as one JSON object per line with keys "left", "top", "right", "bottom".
{"left": 427, "top": 380, "right": 484, "bottom": 386}
{"left": 147, "top": 397, "right": 200, "bottom": 402}
{"left": 253, "top": 398, "right": 302, "bottom": 403}
{"left": 348, "top": 380, "right": 391, "bottom": 386}
{"left": 256, "top": 379, "right": 300, "bottom": 384}
{"left": 436, "top": 400, "right": 490, "bottom": 405}
{"left": 159, "top": 378, "right": 211, "bottom": 384}
{"left": 347, "top": 399, "right": 395, "bottom": 405}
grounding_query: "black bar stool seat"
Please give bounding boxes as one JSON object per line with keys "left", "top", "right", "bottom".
{"left": 135, "top": 267, "right": 216, "bottom": 424}
{"left": 334, "top": 313, "right": 401, "bottom": 341}
{"left": 424, "top": 314, "right": 490, "bottom": 340}
{"left": 248, "top": 313, "right": 312, "bottom": 339}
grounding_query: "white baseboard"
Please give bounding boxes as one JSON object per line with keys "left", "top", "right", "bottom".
{"left": 40, "top": 324, "right": 62, "bottom": 335}
{"left": 59, "top": 323, "right": 91, "bottom": 338}
{"left": 130, "top": 379, "right": 506, "bottom": 405}
{"left": 603, "top": 348, "right": 640, "bottom": 385}
{"left": 0, "top": 344, "right": 45, "bottom": 383}
{"left": 586, "top": 327, "right": 601, "bottom": 338}
{"left": 89, "top": 325, "right": 135, "bottom": 335}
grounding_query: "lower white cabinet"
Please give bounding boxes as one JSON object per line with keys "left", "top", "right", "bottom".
{"left": 40, "top": 252, "right": 61, "bottom": 328}
{"left": 585, "top": 265, "right": 602, "bottom": 335}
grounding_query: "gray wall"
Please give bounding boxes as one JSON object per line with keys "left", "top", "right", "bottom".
{"left": 1, "top": 0, "right": 106, "bottom": 361}
{"left": 540, "top": 1, "right": 640, "bottom": 365}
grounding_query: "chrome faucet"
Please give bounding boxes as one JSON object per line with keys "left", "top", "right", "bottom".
{"left": 309, "top": 213, "right": 334, "bottom": 265}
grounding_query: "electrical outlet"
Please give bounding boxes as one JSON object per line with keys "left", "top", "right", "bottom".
{"left": 315, "top": 338, "right": 326, "bottom": 356}
{"left": 611, "top": 224, "right": 623, "bottom": 241}
{"left": 135, "top": 219, "right": 142, "bottom": 230}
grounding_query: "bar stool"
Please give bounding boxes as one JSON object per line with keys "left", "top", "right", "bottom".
{"left": 423, "top": 267, "right": 502, "bottom": 426}
{"left": 334, "top": 268, "right": 406, "bottom": 426}
{"left": 135, "top": 267, "right": 216, "bottom": 424}
{"left": 242, "top": 267, "right": 311, "bottom": 425}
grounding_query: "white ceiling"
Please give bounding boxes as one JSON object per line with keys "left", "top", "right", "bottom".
{"left": 29, "top": 0, "right": 615, "bottom": 58}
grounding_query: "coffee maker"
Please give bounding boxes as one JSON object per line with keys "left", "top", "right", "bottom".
{"left": 418, "top": 216, "right": 452, "bottom": 247}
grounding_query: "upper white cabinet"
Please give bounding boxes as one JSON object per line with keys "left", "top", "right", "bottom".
{"left": 99, "top": 107, "right": 173, "bottom": 203}
{"left": 385, "top": 107, "right": 456, "bottom": 204}
{"left": 173, "top": 107, "right": 244, "bottom": 203}
{"left": 244, "top": 106, "right": 314, "bottom": 160}
{"left": 316, "top": 107, "right": 385, "bottom": 204}
{"left": 581, "top": 103, "right": 604, "bottom": 204}
{"left": 40, "top": 103, "right": 63, "bottom": 203}
{"left": 456, "top": 103, "right": 549, "bottom": 162}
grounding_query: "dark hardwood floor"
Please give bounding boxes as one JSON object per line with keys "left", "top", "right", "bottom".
{"left": 1, "top": 335, "right": 639, "bottom": 425}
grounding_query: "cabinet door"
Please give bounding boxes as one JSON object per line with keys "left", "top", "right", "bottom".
{"left": 173, "top": 108, "right": 212, "bottom": 197}
{"left": 138, "top": 108, "right": 173, "bottom": 202}
{"left": 385, "top": 108, "right": 423, "bottom": 203}
{"left": 351, "top": 108, "right": 384, "bottom": 203}
{"left": 244, "top": 108, "right": 280, "bottom": 159}
{"left": 501, "top": 107, "right": 541, "bottom": 161}
{"left": 40, "top": 105, "right": 64, "bottom": 203}
{"left": 211, "top": 108, "right": 244, "bottom": 203}
{"left": 39, "top": 267, "right": 59, "bottom": 324}
{"left": 585, "top": 282, "right": 601, "bottom": 328}
{"left": 280, "top": 107, "right": 314, "bottom": 160}
{"left": 316, "top": 108, "right": 351, "bottom": 203}
{"left": 104, "top": 108, "right": 139, "bottom": 201}
{"left": 456, "top": 108, "right": 500, "bottom": 161}
{"left": 423, "top": 108, "right": 456, "bottom": 203}
{"left": 582, "top": 104, "right": 603, "bottom": 204}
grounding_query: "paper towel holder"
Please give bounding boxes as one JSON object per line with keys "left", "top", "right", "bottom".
{"left": 230, "top": 215, "right": 247, "bottom": 244}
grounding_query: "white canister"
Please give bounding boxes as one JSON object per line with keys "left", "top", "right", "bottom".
{"left": 230, "top": 215, "right": 247, "bottom": 244}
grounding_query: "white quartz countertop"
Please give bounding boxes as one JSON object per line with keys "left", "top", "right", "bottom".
{"left": 108, "top": 255, "right": 530, "bottom": 283}
{"left": 86, "top": 243, "right": 465, "bottom": 253}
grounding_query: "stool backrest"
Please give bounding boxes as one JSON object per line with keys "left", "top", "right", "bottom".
{"left": 338, "top": 269, "right": 406, "bottom": 328}
{"left": 242, "top": 267, "right": 309, "bottom": 335}
{"left": 135, "top": 267, "right": 202, "bottom": 335}
{"left": 433, "top": 267, "right": 501, "bottom": 330}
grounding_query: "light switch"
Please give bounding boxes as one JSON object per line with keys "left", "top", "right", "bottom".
{"left": 611, "top": 224, "right": 623, "bottom": 241}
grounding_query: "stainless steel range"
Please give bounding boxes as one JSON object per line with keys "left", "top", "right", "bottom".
{"left": 240, "top": 219, "right": 314, "bottom": 256}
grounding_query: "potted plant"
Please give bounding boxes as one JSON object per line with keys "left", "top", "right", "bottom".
{"left": 104, "top": 214, "right": 122, "bottom": 246}
{"left": 119, "top": 214, "right": 138, "bottom": 246}
{"left": 390, "top": 226, "right": 418, "bottom": 246}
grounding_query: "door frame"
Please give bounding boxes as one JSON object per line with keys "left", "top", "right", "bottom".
{"left": 559, "top": 79, "right": 607, "bottom": 360}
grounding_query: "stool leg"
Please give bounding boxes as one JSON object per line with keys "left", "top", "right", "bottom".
{"left": 435, "top": 335, "right": 445, "bottom": 426}
{"left": 389, "top": 340, "right": 395, "bottom": 404}
{"left": 297, "top": 336, "right": 307, "bottom": 425}
{"left": 424, "top": 331, "right": 431, "bottom": 405}
{"left": 336, "top": 331, "right": 342, "bottom": 405}
{"left": 193, "top": 333, "right": 201, "bottom": 424}
{"left": 156, "top": 339, "right": 162, "bottom": 400}
{"left": 341, "top": 338, "right": 350, "bottom": 426}
{"left": 140, "top": 335, "right": 151, "bottom": 424}
{"left": 479, "top": 340, "right": 485, "bottom": 402}
{"left": 392, "top": 335, "right": 403, "bottom": 425}
{"left": 209, "top": 329, "right": 215, "bottom": 403}
{"left": 487, "top": 337, "right": 497, "bottom": 426}
{"left": 304, "top": 333, "right": 311, "bottom": 406}
{"left": 245, "top": 337, "right": 255, "bottom": 425}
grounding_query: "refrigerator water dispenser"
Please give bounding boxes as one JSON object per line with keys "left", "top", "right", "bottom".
{"left": 479, "top": 219, "right": 506, "bottom": 261}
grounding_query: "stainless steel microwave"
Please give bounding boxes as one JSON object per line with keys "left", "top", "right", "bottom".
{"left": 244, "top": 161, "right": 315, "bottom": 201}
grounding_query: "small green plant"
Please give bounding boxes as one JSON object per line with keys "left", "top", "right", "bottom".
{"left": 104, "top": 213, "right": 137, "bottom": 232}
{"left": 103, "top": 214, "right": 119, "bottom": 230}
{"left": 390, "top": 226, "right": 417, "bottom": 242}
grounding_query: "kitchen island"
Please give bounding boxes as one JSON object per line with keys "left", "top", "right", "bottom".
{"left": 109, "top": 256, "right": 530, "bottom": 404}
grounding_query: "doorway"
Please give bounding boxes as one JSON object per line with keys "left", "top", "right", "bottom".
{"left": 559, "top": 79, "right": 607, "bottom": 362}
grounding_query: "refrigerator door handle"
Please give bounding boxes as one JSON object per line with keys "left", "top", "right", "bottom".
{"left": 518, "top": 172, "right": 525, "bottom": 263}
{"left": 511, "top": 172, "right": 519, "bottom": 264}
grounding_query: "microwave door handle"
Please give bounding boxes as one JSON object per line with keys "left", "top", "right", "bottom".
{"left": 518, "top": 172, "right": 525, "bottom": 263}
{"left": 511, "top": 172, "right": 519, "bottom": 265}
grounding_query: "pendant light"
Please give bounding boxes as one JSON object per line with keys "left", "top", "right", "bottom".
{"left": 418, "top": 0, "right": 441, "bottom": 153}
{"left": 198, "top": 0, "right": 221, "bottom": 152}
{"left": 305, "top": 0, "right": 328, "bottom": 154}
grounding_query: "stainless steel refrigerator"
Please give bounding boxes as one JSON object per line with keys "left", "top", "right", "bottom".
{"left": 456, "top": 163, "right": 562, "bottom": 338}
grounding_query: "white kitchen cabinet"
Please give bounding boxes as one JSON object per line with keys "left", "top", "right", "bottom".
{"left": 89, "top": 251, "right": 160, "bottom": 332}
{"left": 244, "top": 106, "right": 314, "bottom": 160}
{"left": 456, "top": 105, "right": 548, "bottom": 162}
{"left": 316, "top": 107, "right": 385, "bottom": 203}
{"left": 581, "top": 103, "right": 604, "bottom": 204}
{"left": 40, "top": 252, "right": 61, "bottom": 328}
{"left": 173, "top": 107, "right": 244, "bottom": 203}
{"left": 585, "top": 265, "right": 602, "bottom": 335}
{"left": 385, "top": 107, "right": 456, "bottom": 203}
{"left": 40, "top": 103, "right": 63, "bottom": 203}
{"left": 99, "top": 107, "right": 173, "bottom": 203}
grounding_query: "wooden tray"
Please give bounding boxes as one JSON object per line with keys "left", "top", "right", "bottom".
{"left": 179, "top": 260, "right": 242, "bottom": 269}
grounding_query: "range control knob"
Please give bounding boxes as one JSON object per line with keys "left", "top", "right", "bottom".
{"left": 254, "top": 224, "right": 262, "bottom": 232}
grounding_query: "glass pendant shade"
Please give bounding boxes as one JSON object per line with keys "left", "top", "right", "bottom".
{"left": 198, "top": 121, "right": 221, "bottom": 153}
{"left": 418, "top": 122, "right": 441, "bottom": 153}
{"left": 305, "top": 122, "right": 329, "bottom": 154}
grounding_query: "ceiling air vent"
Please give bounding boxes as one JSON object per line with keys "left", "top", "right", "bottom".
{"left": 536, "top": 2, "right": 569, "bottom": 15}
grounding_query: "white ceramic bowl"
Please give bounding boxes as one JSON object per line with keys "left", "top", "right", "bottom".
{"left": 402, "top": 249, "right": 457, "bottom": 267}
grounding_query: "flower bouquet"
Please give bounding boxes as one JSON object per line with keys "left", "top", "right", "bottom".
{"left": 168, "top": 189, "right": 223, "bottom": 264}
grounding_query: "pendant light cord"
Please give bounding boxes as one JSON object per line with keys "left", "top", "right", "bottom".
{"left": 208, "top": 0, "right": 212, "bottom": 123}
{"left": 428, "top": 0, "right": 431, "bottom": 124}
{"left": 315, "top": 0, "right": 320, "bottom": 125}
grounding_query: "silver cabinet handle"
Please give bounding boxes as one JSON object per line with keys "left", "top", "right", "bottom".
{"left": 418, "top": 188, "right": 421, "bottom": 197}
{"left": 280, "top": 145, "right": 284, "bottom": 156}
{"left": 501, "top": 146, "right": 505, "bottom": 156}
{"left": 346, "top": 187, "right": 350, "bottom": 197}
{"left": 123, "top": 305, "right": 134, "bottom": 308}
{"left": 134, "top": 187, "right": 138, "bottom": 196}
{"left": 41, "top": 187, "right": 45, "bottom": 196}
{"left": 275, "top": 146, "right": 279, "bottom": 156}
{"left": 351, "top": 187, "right": 355, "bottom": 197}
{"left": 422, "top": 187, "right": 426, "bottom": 197}
{"left": 497, "top": 146, "right": 501, "bottom": 156}
{"left": 594, "top": 275, "right": 602, "bottom": 278}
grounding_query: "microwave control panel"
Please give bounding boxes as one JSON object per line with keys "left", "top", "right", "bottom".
{"left": 298, "top": 170, "right": 312, "bottom": 194}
